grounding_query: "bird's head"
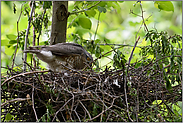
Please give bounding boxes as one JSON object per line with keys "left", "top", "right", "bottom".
{"left": 85, "top": 52, "right": 93, "bottom": 67}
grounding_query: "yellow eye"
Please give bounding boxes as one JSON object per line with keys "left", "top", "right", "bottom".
{"left": 87, "top": 57, "right": 90, "bottom": 61}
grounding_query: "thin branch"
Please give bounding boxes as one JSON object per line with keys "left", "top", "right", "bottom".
{"left": 97, "top": 43, "right": 142, "bottom": 48}
{"left": 23, "top": 1, "right": 35, "bottom": 72}
{"left": 94, "top": 12, "right": 100, "bottom": 41}
{"left": 124, "top": 36, "right": 140, "bottom": 122}
{"left": 11, "top": 3, "right": 24, "bottom": 70}
{"left": 1, "top": 98, "right": 31, "bottom": 107}
{"left": 127, "top": 36, "right": 140, "bottom": 70}
{"left": 2, "top": 70, "right": 49, "bottom": 86}
{"left": 79, "top": 100, "right": 92, "bottom": 120}
{"left": 52, "top": 97, "right": 73, "bottom": 121}
{"left": 32, "top": 82, "right": 39, "bottom": 121}
{"left": 13, "top": 80, "right": 45, "bottom": 93}
{"left": 37, "top": 8, "right": 47, "bottom": 45}
{"left": 32, "top": 7, "right": 36, "bottom": 69}
{"left": 69, "top": 1, "right": 101, "bottom": 15}
{"left": 130, "top": 2, "right": 152, "bottom": 40}
{"left": 139, "top": 2, "right": 148, "bottom": 32}
{"left": 87, "top": 98, "right": 116, "bottom": 122}
{"left": 67, "top": 16, "right": 78, "bottom": 28}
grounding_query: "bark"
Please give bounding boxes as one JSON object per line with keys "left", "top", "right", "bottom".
{"left": 50, "top": 1, "right": 69, "bottom": 45}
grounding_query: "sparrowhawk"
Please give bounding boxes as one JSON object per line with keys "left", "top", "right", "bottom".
{"left": 24, "top": 43, "right": 93, "bottom": 72}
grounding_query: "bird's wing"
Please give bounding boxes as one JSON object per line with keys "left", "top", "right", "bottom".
{"left": 44, "top": 43, "right": 85, "bottom": 56}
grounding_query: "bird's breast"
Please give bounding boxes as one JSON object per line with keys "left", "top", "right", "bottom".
{"left": 36, "top": 50, "right": 56, "bottom": 62}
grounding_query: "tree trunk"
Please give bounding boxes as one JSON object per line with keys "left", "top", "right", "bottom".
{"left": 50, "top": 1, "right": 68, "bottom": 45}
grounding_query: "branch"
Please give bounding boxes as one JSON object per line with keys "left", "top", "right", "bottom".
{"left": 130, "top": 2, "right": 152, "bottom": 40}
{"left": 52, "top": 97, "right": 73, "bottom": 121}
{"left": 2, "top": 70, "right": 49, "bottom": 86}
{"left": 139, "top": 2, "right": 148, "bottom": 32}
{"left": 124, "top": 36, "right": 140, "bottom": 122}
{"left": 87, "top": 98, "right": 116, "bottom": 122}
{"left": 94, "top": 12, "right": 100, "bottom": 41}
{"left": 79, "top": 100, "right": 92, "bottom": 120}
{"left": 97, "top": 43, "right": 142, "bottom": 48}
{"left": 32, "top": 82, "right": 39, "bottom": 121}
{"left": 23, "top": 1, "right": 35, "bottom": 72}
{"left": 1, "top": 98, "right": 31, "bottom": 107}
{"left": 11, "top": 3, "right": 24, "bottom": 70}
{"left": 37, "top": 8, "right": 47, "bottom": 45}
{"left": 127, "top": 36, "right": 140, "bottom": 70}
{"left": 69, "top": 1, "right": 101, "bottom": 15}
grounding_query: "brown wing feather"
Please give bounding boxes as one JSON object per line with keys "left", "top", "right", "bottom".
{"left": 43, "top": 43, "right": 86, "bottom": 56}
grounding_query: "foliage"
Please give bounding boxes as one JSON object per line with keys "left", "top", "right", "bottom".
{"left": 141, "top": 30, "right": 182, "bottom": 90}
{"left": 154, "top": 1, "right": 174, "bottom": 12}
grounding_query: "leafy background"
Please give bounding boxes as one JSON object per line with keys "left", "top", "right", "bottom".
{"left": 1, "top": 1, "right": 182, "bottom": 71}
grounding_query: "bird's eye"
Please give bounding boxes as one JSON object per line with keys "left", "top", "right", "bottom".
{"left": 87, "top": 57, "right": 91, "bottom": 61}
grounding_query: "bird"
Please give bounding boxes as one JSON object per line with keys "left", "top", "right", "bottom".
{"left": 23, "top": 43, "right": 93, "bottom": 72}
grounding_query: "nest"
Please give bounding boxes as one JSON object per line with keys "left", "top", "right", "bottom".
{"left": 1, "top": 59, "right": 182, "bottom": 122}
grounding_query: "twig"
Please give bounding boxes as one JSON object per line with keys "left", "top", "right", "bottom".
{"left": 23, "top": 1, "right": 35, "bottom": 72}
{"left": 35, "top": 8, "right": 47, "bottom": 67}
{"left": 67, "top": 16, "right": 78, "bottom": 28}
{"left": 124, "top": 36, "right": 140, "bottom": 122}
{"left": 139, "top": 2, "right": 148, "bottom": 32}
{"left": 87, "top": 98, "right": 116, "bottom": 122}
{"left": 79, "top": 100, "right": 92, "bottom": 120}
{"left": 87, "top": 43, "right": 127, "bottom": 70}
{"left": 11, "top": 3, "right": 24, "bottom": 70}
{"left": 32, "top": 6, "right": 36, "bottom": 69}
{"left": 32, "top": 82, "right": 39, "bottom": 121}
{"left": 23, "top": 59, "right": 45, "bottom": 91}
{"left": 37, "top": 8, "right": 47, "bottom": 45}
{"left": 136, "top": 79, "right": 139, "bottom": 122}
{"left": 1, "top": 98, "right": 31, "bottom": 107}
{"left": 52, "top": 97, "right": 73, "bottom": 121}
{"left": 12, "top": 80, "right": 45, "bottom": 93}
{"left": 94, "top": 12, "right": 100, "bottom": 41}
{"left": 69, "top": 1, "right": 101, "bottom": 15}
{"left": 2, "top": 70, "right": 49, "bottom": 86}
{"left": 127, "top": 36, "right": 140, "bottom": 70}
{"left": 130, "top": 2, "right": 152, "bottom": 40}
{"left": 97, "top": 43, "right": 142, "bottom": 48}
{"left": 74, "top": 110, "right": 81, "bottom": 122}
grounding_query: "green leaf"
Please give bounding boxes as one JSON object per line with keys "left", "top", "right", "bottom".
{"left": 6, "top": 34, "right": 17, "bottom": 40}
{"left": 43, "top": 1, "right": 52, "bottom": 9}
{"left": 1, "top": 39, "right": 9, "bottom": 46}
{"left": 97, "top": 6, "right": 106, "bottom": 13}
{"left": 129, "top": 21, "right": 140, "bottom": 26}
{"left": 154, "top": 1, "right": 174, "bottom": 12}
{"left": 75, "top": 27, "right": 90, "bottom": 37}
{"left": 166, "top": 78, "right": 172, "bottom": 90}
{"left": 113, "top": 50, "right": 126, "bottom": 69}
{"left": 98, "top": 1, "right": 107, "bottom": 7}
{"left": 85, "top": 9, "right": 96, "bottom": 17}
{"left": 171, "top": 75, "right": 175, "bottom": 85}
{"left": 78, "top": 17, "right": 92, "bottom": 30}
{"left": 95, "top": 45, "right": 101, "bottom": 57}
{"left": 9, "top": 40, "right": 17, "bottom": 44}
{"left": 5, "top": 113, "right": 12, "bottom": 122}
{"left": 95, "top": 39, "right": 100, "bottom": 44}
{"left": 163, "top": 69, "right": 172, "bottom": 91}
{"left": 118, "top": 1, "right": 124, "bottom": 3}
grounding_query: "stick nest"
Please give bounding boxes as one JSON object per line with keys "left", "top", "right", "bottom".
{"left": 1, "top": 61, "right": 182, "bottom": 122}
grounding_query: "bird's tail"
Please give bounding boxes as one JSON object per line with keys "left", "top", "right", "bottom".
{"left": 23, "top": 47, "right": 40, "bottom": 54}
